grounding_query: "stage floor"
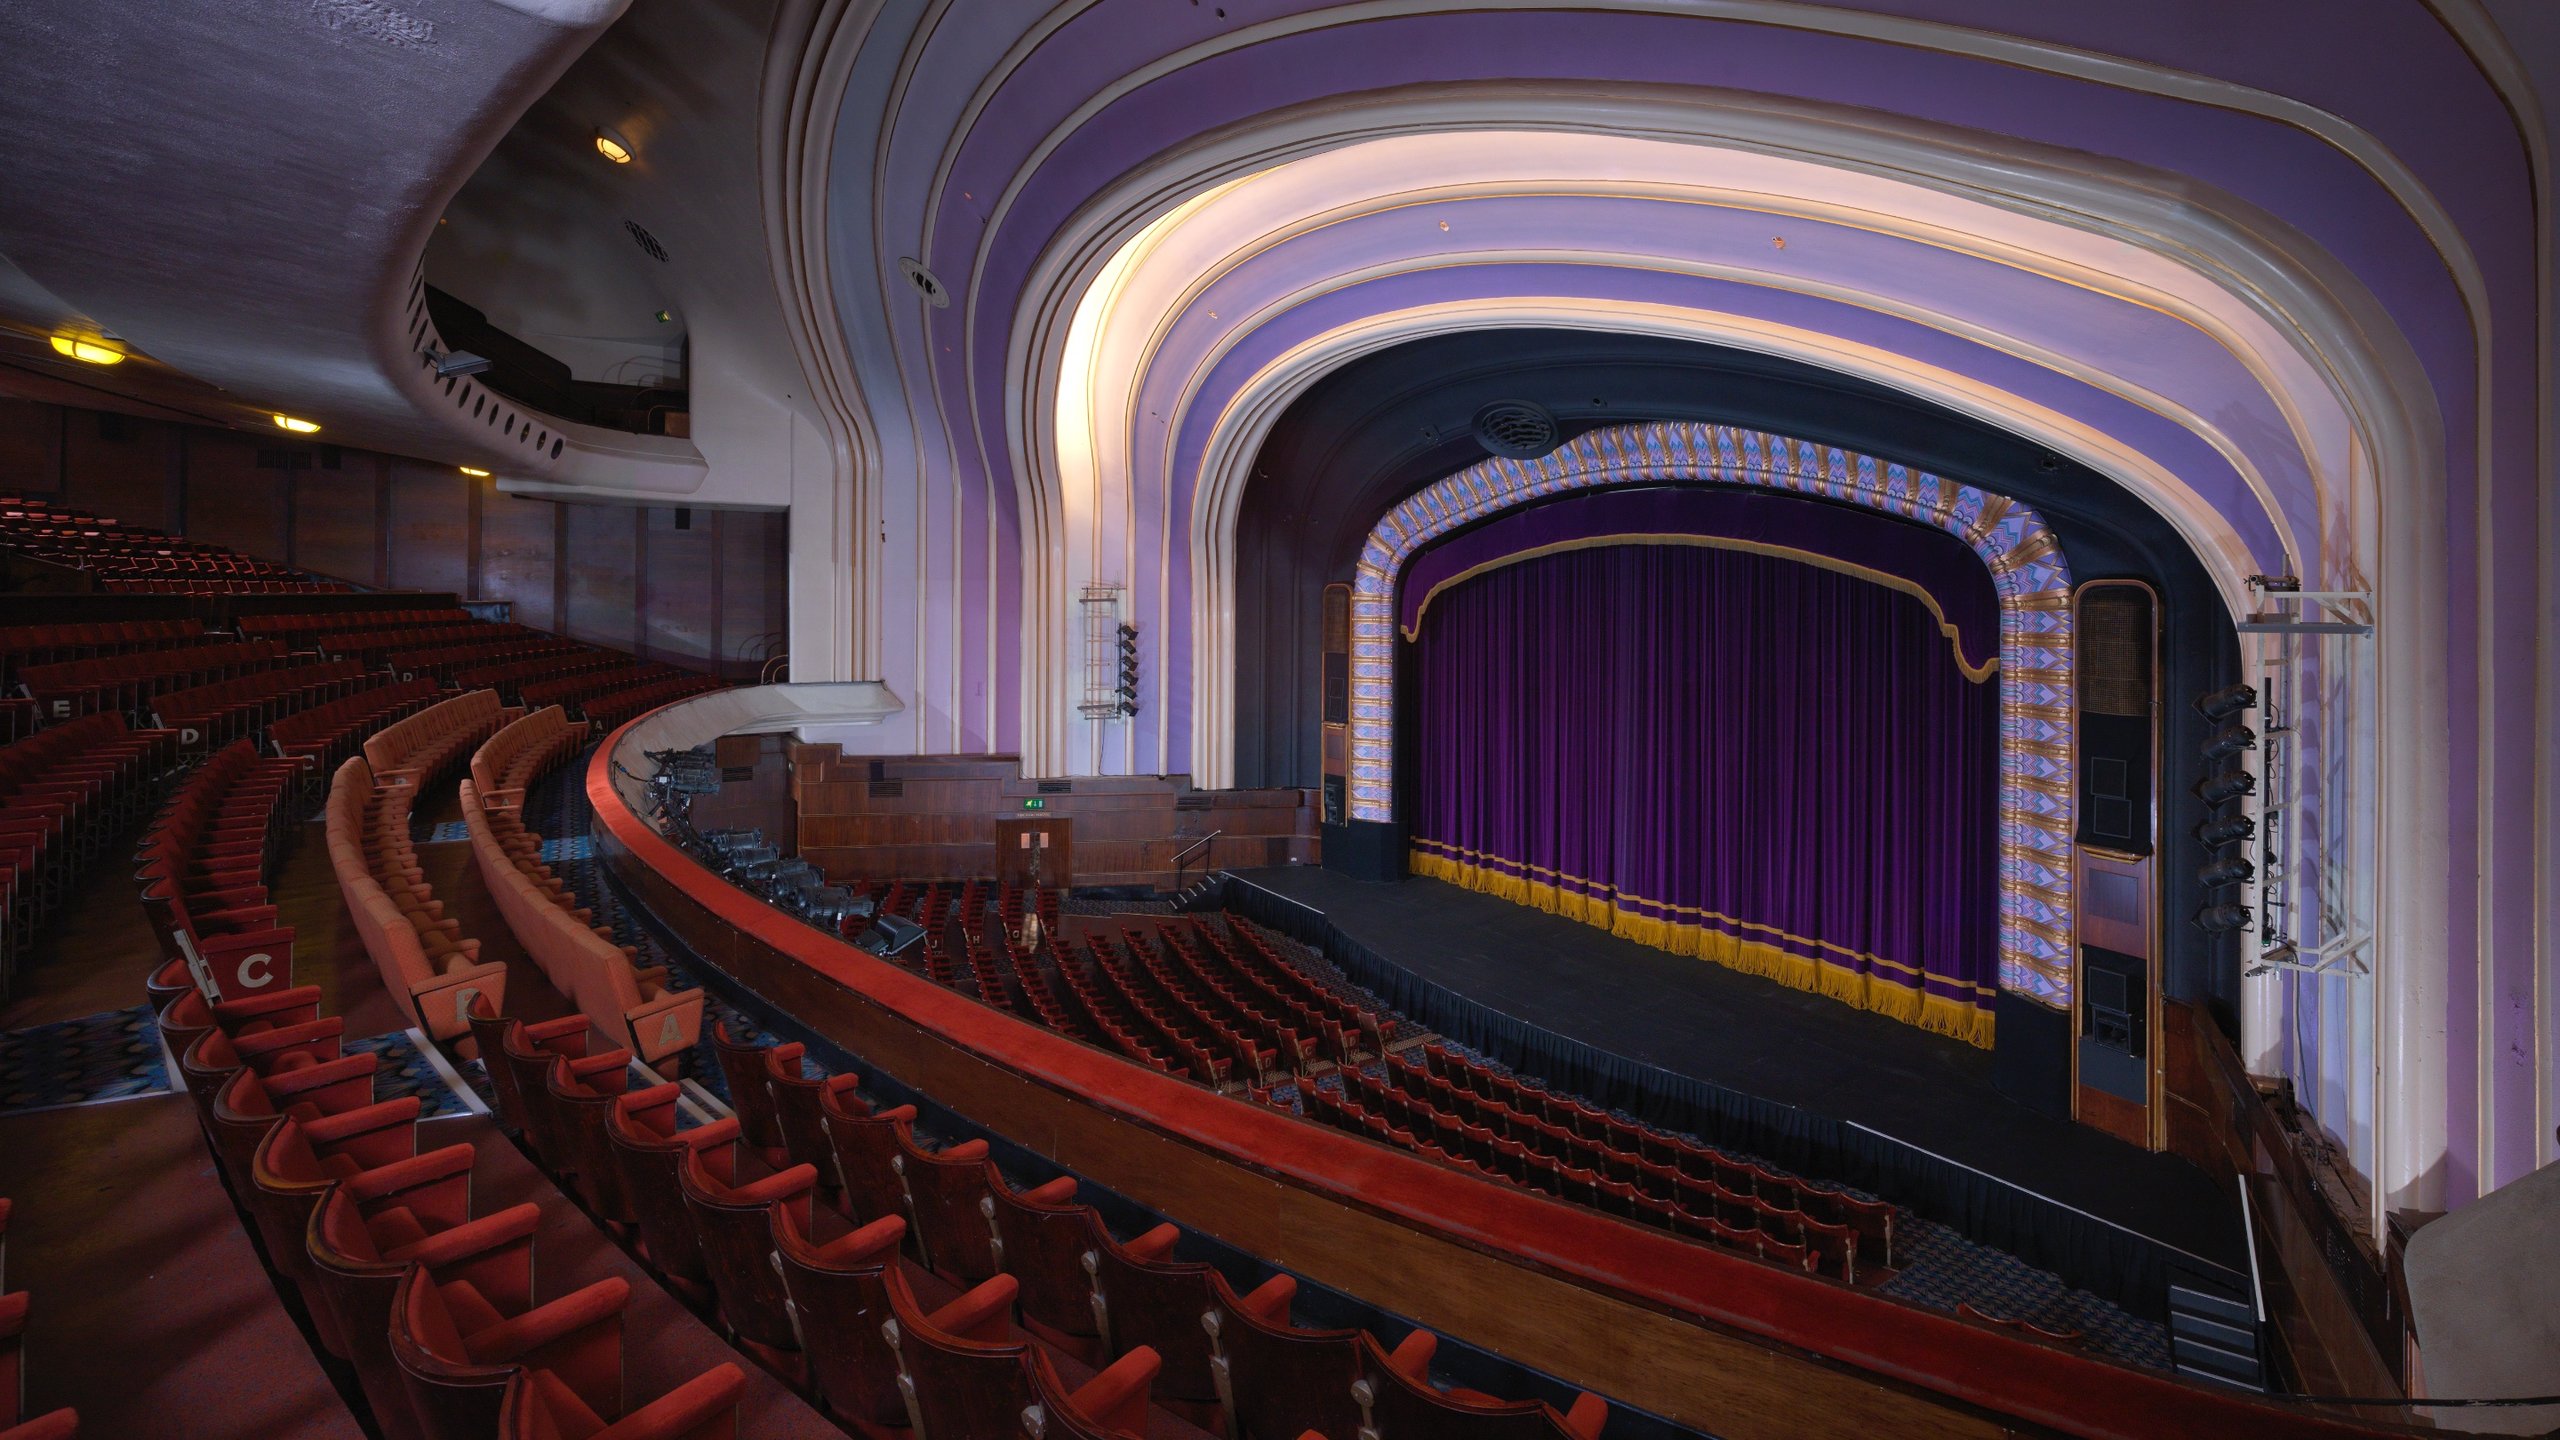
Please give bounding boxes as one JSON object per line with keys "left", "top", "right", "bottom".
{"left": 1233, "top": 865, "right": 2245, "bottom": 1272}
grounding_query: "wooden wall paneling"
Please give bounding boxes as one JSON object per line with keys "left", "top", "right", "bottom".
{"left": 288, "top": 466, "right": 376, "bottom": 584}
{"left": 640, "top": 505, "right": 719, "bottom": 668}
{"left": 383, "top": 457, "right": 470, "bottom": 594}
{"left": 176, "top": 431, "right": 289, "bottom": 560}
{"left": 0, "top": 398, "right": 64, "bottom": 493}
{"left": 50, "top": 408, "right": 174, "bottom": 526}
{"left": 476, "top": 489, "right": 561, "bottom": 629}
{"left": 720, "top": 509, "right": 784, "bottom": 679}
{"left": 561, "top": 500, "right": 641, "bottom": 650}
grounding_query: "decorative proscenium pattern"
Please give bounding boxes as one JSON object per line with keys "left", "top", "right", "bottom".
{"left": 1350, "top": 422, "right": 2076, "bottom": 1009}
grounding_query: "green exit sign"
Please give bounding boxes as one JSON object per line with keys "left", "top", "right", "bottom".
{"left": 1022, "top": 798, "right": 1046, "bottom": 811}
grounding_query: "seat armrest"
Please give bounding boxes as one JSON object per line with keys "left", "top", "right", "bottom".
{"left": 1070, "top": 1346, "right": 1161, "bottom": 1436}
{"left": 1562, "top": 1391, "right": 1609, "bottom": 1440}
{"left": 1388, "top": 1327, "right": 1438, "bottom": 1380}
{"left": 347, "top": 1142, "right": 477, "bottom": 1230}
{"left": 1240, "top": 1272, "right": 1297, "bottom": 1323}
{"left": 928, "top": 1273, "right": 1020, "bottom": 1344}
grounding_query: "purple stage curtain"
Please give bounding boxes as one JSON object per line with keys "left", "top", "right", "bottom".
{"left": 1408, "top": 540, "right": 2000, "bottom": 1045}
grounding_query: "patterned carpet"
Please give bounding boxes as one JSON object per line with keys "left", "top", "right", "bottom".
{"left": 0, "top": 1004, "right": 477, "bottom": 1123}
{"left": 0, "top": 1003, "right": 170, "bottom": 1114}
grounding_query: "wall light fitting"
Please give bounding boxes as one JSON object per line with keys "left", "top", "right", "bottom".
{"left": 595, "top": 127, "right": 633, "bottom": 164}
{"left": 459, "top": 466, "right": 491, "bottom": 478}
{"left": 49, "top": 336, "right": 124, "bottom": 365}
{"left": 272, "top": 414, "right": 320, "bottom": 434}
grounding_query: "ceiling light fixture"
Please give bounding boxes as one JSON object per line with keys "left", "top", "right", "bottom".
{"left": 594, "top": 127, "right": 633, "bottom": 164}
{"left": 49, "top": 336, "right": 124, "bottom": 365}
{"left": 459, "top": 466, "right": 491, "bottom": 478}
{"left": 272, "top": 414, "right": 321, "bottom": 434}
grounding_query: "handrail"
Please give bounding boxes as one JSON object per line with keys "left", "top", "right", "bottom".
{"left": 1172, "top": 829, "right": 1223, "bottom": 890}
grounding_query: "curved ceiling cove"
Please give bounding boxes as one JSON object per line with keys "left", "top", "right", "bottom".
{"left": 803, "top": 0, "right": 2548, "bottom": 1212}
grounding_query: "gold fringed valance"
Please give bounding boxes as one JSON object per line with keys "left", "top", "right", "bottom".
{"left": 1409, "top": 847, "right": 1997, "bottom": 1049}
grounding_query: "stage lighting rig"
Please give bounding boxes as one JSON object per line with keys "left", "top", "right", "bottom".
{"left": 2194, "top": 682, "right": 2257, "bottom": 724}
{"left": 2197, "top": 855, "right": 2255, "bottom": 889}
{"left": 2200, "top": 723, "right": 2257, "bottom": 763}
{"left": 2194, "top": 901, "right": 2253, "bottom": 933}
{"left": 2195, "top": 814, "right": 2255, "bottom": 848}
{"left": 1114, "top": 621, "right": 1140, "bottom": 716}
{"left": 2194, "top": 769, "right": 2254, "bottom": 806}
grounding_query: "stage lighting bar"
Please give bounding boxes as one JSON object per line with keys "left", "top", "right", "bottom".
{"left": 2195, "top": 682, "right": 2258, "bottom": 724}
{"left": 2195, "top": 814, "right": 2255, "bottom": 848}
{"left": 2197, "top": 856, "right": 2255, "bottom": 889}
{"left": 2200, "top": 722, "right": 2257, "bottom": 763}
{"left": 2194, "top": 901, "right": 2253, "bottom": 933}
{"left": 2194, "top": 769, "right": 2254, "bottom": 806}
{"left": 1114, "top": 621, "right": 1140, "bottom": 716}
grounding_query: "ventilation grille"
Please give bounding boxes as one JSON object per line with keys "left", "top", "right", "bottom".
{"left": 1472, "top": 400, "right": 1559, "bottom": 459}
{"left": 1174, "top": 794, "right": 1213, "bottom": 811}
{"left": 2077, "top": 588, "right": 2155, "bottom": 717}
{"left": 867, "top": 780, "right": 904, "bottom": 799}
{"left": 1036, "top": 780, "right": 1073, "bottom": 795}
{"left": 623, "top": 220, "right": 670, "bottom": 263}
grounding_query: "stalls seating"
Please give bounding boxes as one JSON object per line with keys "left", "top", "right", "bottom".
{"left": 1083, "top": 1222, "right": 1248, "bottom": 1405}
{"left": 1203, "top": 1272, "right": 1366, "bottom": 1440}
{"left": 1350, "top": 1331, "right": 1607, "bottom": 1440}
{"left": 769, "top": 1206, "right": 908, "bottom": 1428}
{"left": 981, "top": 1171, "right": 1098, "bottom": 1344}
{"left": 818, "top": 1085, "right": 921, "bottom": 1252}
{"left": 675, "top": 1146, "right": 816, "bottom": 1373}
{"left": 325, "top": 754, "right": 507, "bottom": 1051}
{"left": 603, "top": 1084, "right": 737, "bottom": 1297}
{"left": 389, "top": 1261, "right": 633, "bottom": 1440}
{"left": 895, "top": 1127, "right": 999, "bottom": 1284}
{"left": 462, "top": 776, "right": 702, "bottom": 1071}
{"left": 496, "top": 1362, "right": 745, "bottom": 1440}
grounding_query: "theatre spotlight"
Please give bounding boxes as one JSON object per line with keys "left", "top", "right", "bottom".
{"left": 2195, "top": 814, "right": 2255, "bottom": 848}
{"left": 2194, "top": 769, "right": 2255, "bottom": 806}
{"left": 2200, "top": 723, "right": 2257, "bottom": 763}
{"left": 1114, "top": 621, "right": 1140, "bottom": 715}
{"left": 2195, "top": 682, "right": 2258, "bottom": 723}
{"left": 2197, "top": 856, "right": 2255, "bottom": 889}
{"left": 2194, "top": 901, "right": 2253, "bottom": 933}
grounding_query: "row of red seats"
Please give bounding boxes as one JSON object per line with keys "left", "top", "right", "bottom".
{"left": 0, "top": 618, "right": 206, "bottom": 684}
{"left": 447, "top": 652, "right": 624, "bottom": 698}
{"left": 136, "top": 740, "right": 300, "bottom": 1004}
{"left": 459, "top": 712, "right": 701, "bottom": 1071}
{"left": 0, "top": 702, "right": 32, "bottom": 749}
{"left": 315, "top": 624, "right": 519, "bottom": 665}
{"left": 235, "top": 608, "right": 474, "bottom": 640}
{"left": 1, "top": 714, "right": 174, "bottom": 995}
{"left": 17, "top": 638, "right": 287, "bottom": 720}
{"left": 534, "top": 668, "right": 725, "bottom": 729}
{"left": 103, "top": 578, "right": 352, "bottom": 594}
{"left": 0, "top": 1198, "right": 80, "bottom": 1440}
{"left": 326, "top": 692, "right": 511, "bottom": 1050}
{"left": 688, "top": 1025, "right": 1610, "bottom": 1440}
{"left": 269, "top": 678, "right": 445, "bottom": 797}
{"left": 384, "top": 638, "right": 588, "bottom": 686}
{"left": 147, "top": 658, "right": 372, "bottom": 750}
{"left": 145, "top": 969, "right": 746, "bottom": 1440}
{"left": 1300, "top": 1046, "right": 1892, "bottom": 1282}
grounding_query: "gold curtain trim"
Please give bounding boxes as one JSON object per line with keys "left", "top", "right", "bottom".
{"left": 1409, "top": 849, "right": 1996, "bottom": 1048}
{"left": 1408, "top": 836, "right": 2000, "bottom": 999}
{"left": 1398, "top": 532, "right": 1999, "bottom": 682}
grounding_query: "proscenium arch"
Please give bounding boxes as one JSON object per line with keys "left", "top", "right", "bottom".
{"left": 1003, "top": 88, "right": 2434, "bottom": 782}
{"left": 1350, "top": 421, "right": 2076, "bottom": 1010}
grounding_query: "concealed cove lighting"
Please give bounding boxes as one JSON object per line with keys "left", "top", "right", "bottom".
{"left": 48, "top": 336, "right": 124, "bottom": 365}
{"left": 459, "top": 466, "right": 491, "bottom": 478}
{"left": 272, "top": 414, "right": 320, "bottom": 434}
{"left": 594, "top": 127, "right": 633, "bottom": 164}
